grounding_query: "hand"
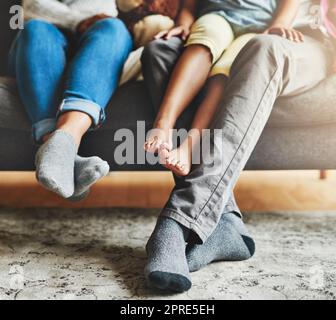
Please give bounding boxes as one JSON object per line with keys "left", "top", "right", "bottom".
{"left": 154, "top": 25, "right": 190, "bottom": 41}
{"left": 264, "top": 26, "right": 304, "bottom": 42}
{"left": 77, "top": 14, "right": 111, "bottom": 35}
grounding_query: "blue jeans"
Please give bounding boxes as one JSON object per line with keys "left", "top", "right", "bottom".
{"left": 8, "top": 18, "right": 133, "bottom": 142}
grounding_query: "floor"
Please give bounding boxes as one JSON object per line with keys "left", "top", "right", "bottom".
{"left": 1, "top": 171, "right": 336, "bottom": 211}
{"left": 0, "top": 207, "right": 335, "bottom": 300}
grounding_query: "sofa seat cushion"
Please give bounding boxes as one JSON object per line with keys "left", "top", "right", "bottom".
{"left": 1, "top": 75, "right": 336, "bottom": 133}
{"left": 0, "top": 78, "right": 30, "bottom": 131}
{"left": 268, "top": 74, "right": 336, "bottom": 128}
{"left": 0, "top": 77, "right": 155, "bottom": 133}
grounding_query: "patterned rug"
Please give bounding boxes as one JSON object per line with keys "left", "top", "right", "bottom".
{"left": 0, "top": 208, "right": 335, "bottom": 300}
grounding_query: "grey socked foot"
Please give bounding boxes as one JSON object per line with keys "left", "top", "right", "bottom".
{"left": 68, "top": 155, "right": 110, "bottom": 202}
{"left": 35, "top": 130, "right": 77, "bottom": 198}
{"left": 145, "top": 217, "right": 192, "bottom": 293}
{"left": 186, "top": 213, "right": 256, "bottom": 272}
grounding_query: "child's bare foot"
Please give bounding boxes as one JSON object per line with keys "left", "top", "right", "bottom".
{"left": 144, "top": 126, "right": 172, "bottom": 153}
{"left": 159, "top": 141, "right": 192, "bottom": 177}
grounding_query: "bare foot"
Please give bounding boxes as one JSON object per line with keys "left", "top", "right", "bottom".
{"left": 159, "top": 141, "right": 192, "bottom": 177}
{"left": 144, "top": 127, "right": 172, "bottom": 153}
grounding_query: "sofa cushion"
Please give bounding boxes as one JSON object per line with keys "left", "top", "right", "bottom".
{"left": 1, "top": 75, "right": 336, "bottom": 132}
{"left": 0, "top": 78, "right": 30, "bottom": 130}
{"left": 0, "top": 76, "right": 197, "bottom": 132}
{"left": 1, "top": 76, "right": 336, "bottom": 171}
{"left": 268, "top": 74, "right": 336, "bottom": 128}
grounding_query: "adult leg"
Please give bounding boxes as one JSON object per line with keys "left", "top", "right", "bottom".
{"left": 162, "top": 34, "right": 332, "bottom": 245}
{"left": 184, "top": 34, "right": 259, "bottom": 271}
{"left": 146, "top": 34, "right": 332, "bottom": 291}
{"left": 185, "top": 190, "right": 255, "bottom": 273}
{"left": 142, "top": 37, "right": 191, "bottom": 292}
{"left": 36, "top": 18, "right": 133, "bottom": 198}
{"left": 141, "top": 37, "right": 243, "bottom": 292}
{"left": 184, "top": 188, "right": 256, "bottom": 273}
{"left": 8, "top": 19, "right": 67, "bottom": 142}
{"left": 62, "top": 19, "right": 133, "bottom": 200}
{"left": 187, "top": 211, "right": 255, "bottom": 272}
{"left": 58, "top": 18, "right": 133, "bottom": 145}
{"left": 8, "top": 19, "right": 110, "bottom": 199}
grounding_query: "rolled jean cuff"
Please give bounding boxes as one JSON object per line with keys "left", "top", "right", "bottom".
{"left": 58, "top": 98, "right": 105, "bottom": 128}
{"left": 32, "top": 118, "right": 57, "bottom": 143}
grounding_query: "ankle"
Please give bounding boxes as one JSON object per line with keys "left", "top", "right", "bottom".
{"left": 42, "top": 133, "right": 52, "bottom": 143}
{"left": 56, "top": 126, "right": 83, "bottom": 146}
{"left": 57, "top": 111, "right": 92, "bottom": 145}
{"left": 154, "top": 117, "right": 175, "bottom": 130}
{"left": 160, "top": 217, "right": 190, "bottom": 242}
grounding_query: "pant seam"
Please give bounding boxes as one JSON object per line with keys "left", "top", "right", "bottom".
{"left": 162, "top": 207, "right": 196, "bottom": 224}
{"left": 161, "top": 208, "right": 209, "bottom": 242}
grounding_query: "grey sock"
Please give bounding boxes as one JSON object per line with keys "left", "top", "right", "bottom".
{"left": 68, "top": 155, "right": 110, "bottom": 202}
{"left": 35, "top": 130, "right": 77, "bottom": 198}
{"left": 186, "top": 213, "right": 255, "bottom": 272}
{"left": 145, "top": 217, "right": 192, "bottom": 293}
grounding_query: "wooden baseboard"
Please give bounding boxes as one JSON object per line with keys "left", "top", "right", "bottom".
{"left": 0, "top": 171, "right": 335, "bottom": 212}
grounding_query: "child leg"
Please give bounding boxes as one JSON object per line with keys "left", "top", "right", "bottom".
{"left": 162, "top": 33, "right": 257, "bottom": 176}
{"left": 160, "top": 74, "right": 227, "bottom": 175}
{"left": 144, "top": 14, "right": 234, "bottom": 153}
{"left": 8, "top": 20, "right": 113, "bottom": 200}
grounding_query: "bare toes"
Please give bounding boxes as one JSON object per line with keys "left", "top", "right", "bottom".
{"left": 170, "top": 165, "right": 185, "bottom": 177}
{"left": 145, "top": 136, "right": 161, "bottom": 153}
{"left": 170, "top": 157, "right": 178, "bottom": 166}
{"left": 176, "top": 161, "right": 183, "bottom": 169}
{"left": 144, "top": 142, "right": 151, "bottom": 151}
{"left": 153, "top": 141, "right": 162, "bottom": 153}
{"left": 159, "top": 148, "right": 170, "bottom": 164}
{"left": 160, "top": 142, "right": 172, "bottom": 151}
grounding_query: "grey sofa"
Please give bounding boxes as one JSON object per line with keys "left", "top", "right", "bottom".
{"left": 1, "top": 0, "right": 336, "bottom": 172}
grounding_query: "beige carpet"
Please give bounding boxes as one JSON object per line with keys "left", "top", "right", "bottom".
{"left": 0, "top": 208, "right": 335, "bottom": 300}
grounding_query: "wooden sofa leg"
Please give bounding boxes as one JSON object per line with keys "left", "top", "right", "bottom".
{"left": 320, "top": 170, "right": 328, "bottom": 180}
